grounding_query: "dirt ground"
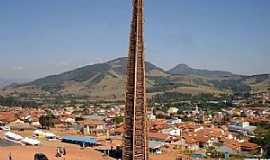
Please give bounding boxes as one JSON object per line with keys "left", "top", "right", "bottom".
{"left": 150, "top": 147, "right": 180, "bottom": 160}
{"left": 0, "top": 130, "right": 193, "bottom": 160}
{"left": 0, "top": 146, "right": 113, "bottom": 160}
{"left": 0, "top": 143, "right": 193, "bottom": 160}
{"left": 0, "top": 130, "right": 113, "bottom": 160}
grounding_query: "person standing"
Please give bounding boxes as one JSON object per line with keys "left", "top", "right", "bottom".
{"left": 63, "top": 147, "right": 66, "bottom": 155}
{"left": 8, "top": 152, "right": 12, "bottom": 160}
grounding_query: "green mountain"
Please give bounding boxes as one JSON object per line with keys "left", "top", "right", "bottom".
{"left": 1, "top": 57, "right": 269, "bottom": 101}
{"left": 28, "top": 57, "right": 167, "bottom": 91}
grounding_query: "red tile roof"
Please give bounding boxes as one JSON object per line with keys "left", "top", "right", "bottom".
{"left": 149, "top": 132, "right": 171, "bottom": 141}
{"left": 0, "top": 112, "right": 17, "bottom": 123}
{"left": 240, "top": 141, "right": 259, "bottom": 151}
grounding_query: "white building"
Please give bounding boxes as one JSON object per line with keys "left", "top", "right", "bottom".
{"left": 168, "top": 107, "right": 179, "bottom": 114}
{"left": 162, "top": 127, "right": 181, "bottom": 136}
{"left": 167, "top": 118, "right": 182, "bottom": 125}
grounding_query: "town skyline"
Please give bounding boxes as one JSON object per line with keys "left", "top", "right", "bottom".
{"left": 0, "top": 1, "right": 270, "bottom": 159}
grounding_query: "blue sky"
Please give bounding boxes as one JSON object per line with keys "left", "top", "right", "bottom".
{"left": 0, "top": 0, "right": 269, "bottom": 79}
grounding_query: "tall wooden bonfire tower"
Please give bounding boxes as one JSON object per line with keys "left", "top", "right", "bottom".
{"left": 123, "top": 0, "right": 148, "bottom": 160}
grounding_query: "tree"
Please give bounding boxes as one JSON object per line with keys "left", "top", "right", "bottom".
{"left": 251, "top": 124, "right": 270, "bottom": 158}
{"left": 113, "top": 116, "right": 124, "bottom": 125}
{"left": 39, "top": 115, "right": 55, "bottom": 129}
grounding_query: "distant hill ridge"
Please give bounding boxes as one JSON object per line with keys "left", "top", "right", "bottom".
{"left": 0, "top": 78, "right": 29, "bottom": 89}
{"left": 28, "top": 57, "right": 167, "bottom": 90}
{"left": 1, "top": 57, "right": 269, "bottom": 100}
{"left": 168, "top": 64, "right": 233, "bottom": 77}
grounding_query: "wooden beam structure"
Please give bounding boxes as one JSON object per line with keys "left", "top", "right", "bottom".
{"left": 123, "top": 0, "right": 148, "bottom": 160}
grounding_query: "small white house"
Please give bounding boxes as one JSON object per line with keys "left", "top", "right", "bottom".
{"left": 168, "top": 118, "right": 182, "bottom": 125}
{"left": 162, "top": 127, "right": 181, "bottom": 136}
{"left": 148, "top": 113, "right": 156, "bottom": 120}
{"left": 63, "top": 117, "right": 75, "bottom": 123}
{"left": 168, "top": 107, "right": 179, "bottom": 114}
